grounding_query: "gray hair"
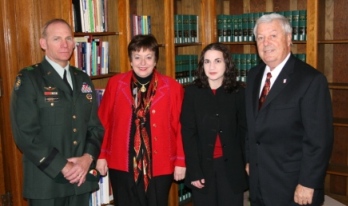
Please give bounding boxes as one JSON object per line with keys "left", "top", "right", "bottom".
{"left": 253, "top": 13, "right": 292, "bottom": 36}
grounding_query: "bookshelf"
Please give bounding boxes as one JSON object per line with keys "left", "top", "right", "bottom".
{"left": 316, "top": 0, "right": 348, "bottom": 204}
{"left": 1, "top": 0, "right": 348, "bottom": 205}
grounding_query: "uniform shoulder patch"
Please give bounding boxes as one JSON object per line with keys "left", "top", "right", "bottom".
{"left": 26, "top": 66, "right": 35, "bottom": 71}
{"left": 14, "top": 74, "right": 22, "bottom": 90}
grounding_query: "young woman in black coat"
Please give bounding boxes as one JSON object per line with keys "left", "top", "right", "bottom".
{"left": 181, "top": 43, "right": 248, "bottom": 206}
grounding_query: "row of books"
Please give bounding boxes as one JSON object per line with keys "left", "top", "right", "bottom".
{"left": 131, "top": 14, "right": 152, "bottom": 37}
{"left": 89, "top": 89, "right": 113, "bottom": 206}
{"left": 178, "top": 182, "right": 192, "bottom": 205}
{"left": 74, "top": 36, "right": 109, "bottom": 76}
{"left": 232, "top": 53, "right": 261, "bottom": 83}
{"left": 89, "top": 173, "right": 113, "bottom": 206}
{"left": 217, "top": 10, "right": 307, "bottom": 43}
{"left": 95, "top": 88, "right": 105, "bottom": 106}
{"left": 175, "top": 55, "right": 198, "bottom": 85}
{"left": 174, "top": 15, "right": 199, "bottom": 44}
{"left": 72, "top": 0, "right": 108, "bottom": 32}
{"left": 232, "top": 53, "right": 306, "bottom": 83}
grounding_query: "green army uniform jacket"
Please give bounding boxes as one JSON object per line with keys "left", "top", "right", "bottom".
{"left": 10, "top": 58, "right": 104, "bottom": 199}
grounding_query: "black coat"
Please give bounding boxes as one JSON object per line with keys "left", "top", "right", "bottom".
{"left": 181, "top": 84, "right": 248, "bottom": 193}
{"left": 245, "top": 54, "right": 333, "bottom": 205}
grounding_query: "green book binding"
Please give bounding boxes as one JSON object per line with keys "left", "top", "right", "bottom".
{"left": 242, "top": 13, "right": 249, "bottom": 42}
{"left": 299, "top": 10, "right": 307, "bottom": 41}
{"left": 217, "top": 14, "right": 224, "bottom": 42}
{"left": 292, "top": 10, "right": 300, "bottom": 41}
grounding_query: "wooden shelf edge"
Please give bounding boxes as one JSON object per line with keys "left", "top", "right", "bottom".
{"left": 74, "top": 32, "right": 119, "bottom": 37}
{"left": 329, "top": 83, "right": 348, "bottom": 90}
{"left": 333, "top": 118, "right": 348, "bottom": 127}
{"left": 327, "top": 164, "right": 348, "bottom": 177}
{"left": 219, "top": 40, "right": 306, "bottom": 45}
{"left": 318, "top": 39, "right": 348, "bottom": 44}
{"left": 175, "top": 42, "right": 203, "bottom": 47}
{"left": 90, "top": 72, "right": 119, "bottom": 80}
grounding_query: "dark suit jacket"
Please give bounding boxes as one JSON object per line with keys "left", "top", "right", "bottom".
{"left": 181, "top": 84, "right": 248, "bottom": 193}
{"left": 10, "top": 58, "right": 104, "bottom": 199}
{"left": 245, "top": 54, "right": 333, "bottom": 205}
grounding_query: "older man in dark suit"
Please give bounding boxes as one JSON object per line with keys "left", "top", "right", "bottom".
{"left": 10, "top": 19, "right": 104, "bottom": 206}
{"left": 245, "top": 13, "right": 333, "bottom": 206}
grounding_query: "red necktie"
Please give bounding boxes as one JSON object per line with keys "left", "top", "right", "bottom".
{"left": 259, "top": 72, "right": 272, "bottom": 110}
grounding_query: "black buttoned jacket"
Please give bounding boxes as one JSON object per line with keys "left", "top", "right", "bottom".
{"left": 181, "top": 84, "right": 248, "bottom": 193}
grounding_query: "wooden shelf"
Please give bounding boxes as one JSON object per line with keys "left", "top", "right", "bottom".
{"left": 175, "top": 43, "right": 203, "bottom": 47}
{"left": 90, "top": 72, "right": 119, "bottom": 80}
{"left": 327, "top": 164, "right": 348, "bottom": 177}
{"left": 318, "top": 39, "right": 348, "bottom": 44}
{"left": 74, "top": 32, "right": 119, "bottom": 37}
{"left": 329, "top": 83, "right": 348, "bottom": 90}
{"left": 220, "top": 40, "right": 306, "bottom": 45}
{"left": 333, "top": 118, "right": 348, "bottom": 127}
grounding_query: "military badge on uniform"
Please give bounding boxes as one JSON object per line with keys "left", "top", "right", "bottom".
{"left": 44, "top": 86, "right": 59, "bottom": 102}
{"left": 81, "top": 82, "right": 92, "bottom": 93}
{"left": 14, "top": 74, "right": 22, "bottom": 90}
{"left": 44, "top": 87, "right": 58, "bottom": 95}
{"left": 86, "top": 93, "right": 93, "bottom": 102}
{"left": 81, "top": 82, "right": 93, "bottom": 102}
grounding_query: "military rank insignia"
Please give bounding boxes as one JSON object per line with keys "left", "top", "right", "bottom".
{"left": 14, "top": 74, "right": 22, "bottom": 90}
{"left": 81, "top": 82, "right": 93, "bottom": 102}
{"left": 81, "top": 82, "right": 92, "bottom": 93}
{"left": 44, "top": 87, "right": 59, "bottom": 102}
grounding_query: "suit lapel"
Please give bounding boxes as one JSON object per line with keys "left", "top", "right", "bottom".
{"left": 260, "top": 55, "right": 295, "bottom": 110}
{"left": 152, "top": 74, "right": 167, "bottom": 107}
{"left": 120, "top": 72, "right": 133, "bottom": 105}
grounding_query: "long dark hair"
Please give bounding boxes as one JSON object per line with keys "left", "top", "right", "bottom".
{"left": 194, "top": 42, "right": 240, "bottom": 92}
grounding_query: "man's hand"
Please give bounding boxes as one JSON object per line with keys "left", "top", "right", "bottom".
{"left": 294, "top": 184, "right": 314, "bottom": 205}
{"left": 174, "top": 166, "right": 186, "bottom": 181}
{"left": 63, "top": 154, "right": 93, "bottom": 186}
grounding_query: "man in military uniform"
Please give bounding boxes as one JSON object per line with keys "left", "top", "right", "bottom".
{"left": 10, "top": 18, "right": 104, "bottom": 206}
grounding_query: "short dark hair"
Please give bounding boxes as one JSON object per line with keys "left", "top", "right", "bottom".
{"left": 127, "top": 34, "right": 159, "bottom": 62}
{"left": 41, "top": 18, "right": 72, "bottom": 38}
{"left": 194, "top": 42, "right": 240, "bottom": 92}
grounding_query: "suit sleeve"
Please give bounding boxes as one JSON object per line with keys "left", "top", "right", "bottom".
{"left": 10, "top": 70, "right": 67, "bottom": 178}
{"left": 181, "top": 86, "right": 204, "bottom": 181}
{"left": 299, "top": 73, "right": 333, "bottom": 188}
{"left": 172, "top": 82, "right": 185, "bottom": 167}
{"left": 97, "top": 77, "right": 116, "bottom": 159}
{"left": 236, "top": 88, "right": 248, "bottom": 163}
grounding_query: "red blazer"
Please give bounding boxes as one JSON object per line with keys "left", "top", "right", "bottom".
{"left": 98, "top": 71, "right": 185, "bottom": 176}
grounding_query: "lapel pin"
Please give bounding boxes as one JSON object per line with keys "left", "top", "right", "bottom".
{"left": 283, "top": 79, "right": 287, "bottom": 84}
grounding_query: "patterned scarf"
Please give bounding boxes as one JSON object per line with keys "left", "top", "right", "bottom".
{"left": 132, "top": 71, "right": 158, "bottom": 191}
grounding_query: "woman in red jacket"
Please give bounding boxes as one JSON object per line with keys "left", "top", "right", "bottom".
{"left": 96, "top": 34, "right": 186, "bottom": 206}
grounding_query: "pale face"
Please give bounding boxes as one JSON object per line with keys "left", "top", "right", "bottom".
{"left": 39, "top": 22, "right": 75, "bottom": 67}
{"left": 255, "top": 20, "right": 292, "bottom": 70}
{"left": 203, "top": 50, "right": 226, "bottom": 89}
{"left": 130, "top": 49, "right": 156, "bottom": 78}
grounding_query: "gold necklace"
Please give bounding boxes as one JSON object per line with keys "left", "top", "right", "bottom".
{"left": 137, "top": 81, "right": 150, "bottom": 92}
